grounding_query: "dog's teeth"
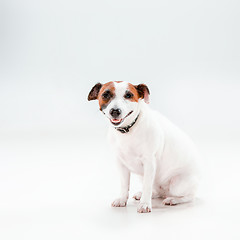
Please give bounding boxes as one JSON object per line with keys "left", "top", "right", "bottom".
{"left": 112, "top": 119, "right": 121, "bottom": 123}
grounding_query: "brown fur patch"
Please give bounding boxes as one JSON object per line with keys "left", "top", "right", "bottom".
{"left": 88, "top": 83, "right": 102, "bottom": 101}
{"left": 127, "top": 83, "right": 142, "bottom": 102}
{"left": 133, "top": 84, "right": 150, "bottom": 103}
{"left": 98, "top": 82, "right": 115, "bottom": 110}
{"left": 134, "top": 84, "right": 150, "bottom": 98}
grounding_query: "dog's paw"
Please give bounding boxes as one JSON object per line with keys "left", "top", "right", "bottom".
{"left": 162, "top": 197, "right": 178, "bottom": 206}
{"left": 137, "top": 202, "right": 152, "bottom": 213}
{"left": 111, "top": 198, "right": 127, "bottom": 207}
{"left": 133, "top": 192, "right": 142, "bottom": 200}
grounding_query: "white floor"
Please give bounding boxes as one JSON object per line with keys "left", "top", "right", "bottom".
{"left": 0, "top": 129, "right": 239, "bottom": 240}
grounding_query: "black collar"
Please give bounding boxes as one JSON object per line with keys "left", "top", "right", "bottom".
{"left": 115, "top": 114, "right": 139, "bottom": 134}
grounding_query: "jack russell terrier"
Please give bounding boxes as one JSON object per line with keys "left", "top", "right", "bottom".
{"left": 88, "top": 81, "right": 199, "bottom": 213}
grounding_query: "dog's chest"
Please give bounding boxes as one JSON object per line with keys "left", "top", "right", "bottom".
{"left": 114, "top": 136, "right": 146, "bottom": 175}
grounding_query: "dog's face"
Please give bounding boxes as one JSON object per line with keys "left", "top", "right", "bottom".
{"left": 88, "top": 81, "right": 150, "bottom": 127}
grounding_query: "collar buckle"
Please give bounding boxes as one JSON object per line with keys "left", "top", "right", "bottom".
{"left": 115, "top": 114, "right": 139, "bottom": 134}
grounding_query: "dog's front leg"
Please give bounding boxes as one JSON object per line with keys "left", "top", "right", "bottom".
{"left": 111, "top": 161, "right": 130, "bottom": 207}
{"left": 137, "top": 160, "right": 156, "bottom": 213}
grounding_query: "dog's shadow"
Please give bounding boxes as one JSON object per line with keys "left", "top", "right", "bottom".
{"left": 121, "top": 197, "right": 203, "bottom": 214}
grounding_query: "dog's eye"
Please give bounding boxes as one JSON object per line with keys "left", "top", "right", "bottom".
{"left": 124, "top": 92, "right": 133, "bottom": 99}
{"left": 102, "top": 91, "right": 111, "bottom": 99}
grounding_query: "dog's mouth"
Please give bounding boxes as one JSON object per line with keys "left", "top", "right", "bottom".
{"left": 110, "top": 111, "right": 133, "bottom": 126}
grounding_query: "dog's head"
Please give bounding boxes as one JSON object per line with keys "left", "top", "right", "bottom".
{"left": 88, "top": 81, "right": 150, "bottom": 127}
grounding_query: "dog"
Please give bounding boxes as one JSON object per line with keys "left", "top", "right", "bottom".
{"left": 88, "top": 81, "right": 199, "bottom": 213}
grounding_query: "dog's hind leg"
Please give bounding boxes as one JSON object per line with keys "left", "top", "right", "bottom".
{"left": 162, "top": 174, "right": 198, "bottom": 206}
{"left": 132, "top": 192, "right": 142, "bottom": 200}
{"left": 132, "top": 190, "right": 161, "bottom": 201}
{"left": 162, "top": 195, "right": 194, "bottom": 205}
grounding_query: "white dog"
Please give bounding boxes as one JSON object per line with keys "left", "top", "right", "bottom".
{"left": 88, "top": 81, "right": 199, "bottom": 213}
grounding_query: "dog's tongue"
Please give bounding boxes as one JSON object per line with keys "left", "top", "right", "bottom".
{"left": 111, "top": 119, "right": 122, "bottom": 123}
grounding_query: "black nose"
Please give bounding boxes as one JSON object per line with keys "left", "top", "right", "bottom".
{"left": 110, "top": 108, "right": 121, "bottom": 118}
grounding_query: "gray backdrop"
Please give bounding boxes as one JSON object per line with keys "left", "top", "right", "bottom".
{"left": 1, "top": 0, "right": 239, "bottom": 137}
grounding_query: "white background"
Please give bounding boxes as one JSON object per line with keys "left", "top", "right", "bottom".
{"left": 0, "top": 0, "right": 240, "bottom": 239}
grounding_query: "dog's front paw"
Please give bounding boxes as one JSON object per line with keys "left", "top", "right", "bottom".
{"left": 111, "top": 198, "right": 127, "bottom": 207}
{"left": 137, "top": 202, "right": 152, "bottom": 213}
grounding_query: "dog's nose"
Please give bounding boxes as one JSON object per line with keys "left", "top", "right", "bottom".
{"left": 110, "top": 108, "right": 121, "bottom": 118}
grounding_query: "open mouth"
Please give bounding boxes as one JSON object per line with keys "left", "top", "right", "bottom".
{"left": 110, "top": 111, "right": 133, "bottom": 126}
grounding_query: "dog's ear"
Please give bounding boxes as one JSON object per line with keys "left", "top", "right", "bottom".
{"left": 88, "top": 83, "right": 102, "bottom": 101}
{"left": 134, "top": 84, "right": 150, "bottom": 104}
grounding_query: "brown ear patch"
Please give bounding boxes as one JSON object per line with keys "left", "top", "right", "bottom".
{"left": 98, "top": 82, "right": 115, "bottom": 110}
{"left": 134, "top": 84, "right": 150, "bottom": 104}
{"left": 88, "top": 83, "right": 102, "bottom": 101}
